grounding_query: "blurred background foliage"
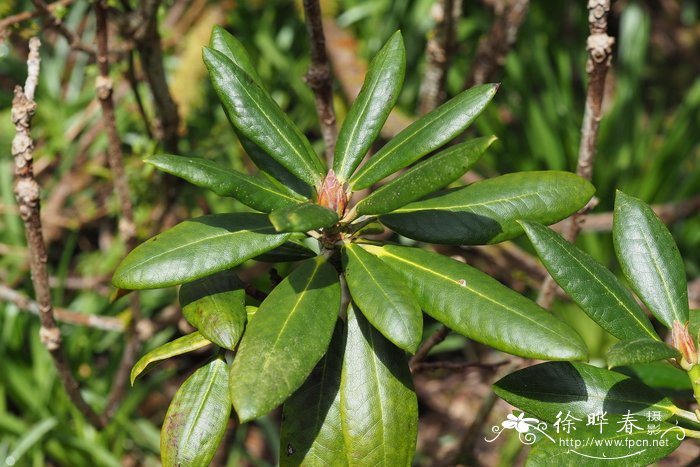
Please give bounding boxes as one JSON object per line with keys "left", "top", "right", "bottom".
{"left": 1, "top": 0, "right": 699, "bottom": 465}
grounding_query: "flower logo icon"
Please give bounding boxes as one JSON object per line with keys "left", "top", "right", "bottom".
{"left": 502, "top": 412, "right": 540, "bottom": 433}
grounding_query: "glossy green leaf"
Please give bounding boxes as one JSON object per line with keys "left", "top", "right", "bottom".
{"left": 349, "top": 83, "right": 498, "bottom": 190}
{"left": 113, "top": 213, "right": 289, "bottom": 289}
{"left": 280, "top": 324, "right": 347, "bottom": 467}
{"left": 526, "top": 419, "right": 683, "bottom": 467}
{"left": 334, "top": 31, "right": 405, "bottom": 181}
{"left": 380, "top": 171, "right": 594, "bottom": 245}
{"left": 269, "top": 203, "right": 339, "bottom": 233}
{"left": 253, "top": 240, "right": 317, "bottom": 262}
{"left": 493, "top": 362, "right": 676, "bottom": 422}
{"left": 616, "top": 362, "right": 692, "bottom": 391}
{"left": 342, "top": 243, "right": 422, "bottom": 353}
{"left": 131, "top": 332, "right": 211, "bottom": 385}
{"left": 203, "top": 47, "right": 324, "bottom": 186}
{"left": 230, "top": 257, "right": 340, "bottom": 422}
{"left": 161, "top": 359, "right": 230, "bottom": 467}
{"left": 179, "top": 270, "right": 247, "bottom": 350}
{"left": 520, "top": 220, "right": 658, "bottom": 341}
{"left": 613, "top": 190, "right": 689, "bottom": 328}
{"left": 356, "top": 136, "right": 495, "bottom": 216}
{"left": 366, "top": 244, "right": 588, "bottom": 360}
{"left": 209, "top": 25, "right": 264, "bottom": 87}
{"left": 146, "top": 154, "right": 304, "bottom": 212}
{"left": 607, "top": 338, "right": 679, "bottom": 369}
{"left": 340, "top": 306, "right": 417, "bottom": 466}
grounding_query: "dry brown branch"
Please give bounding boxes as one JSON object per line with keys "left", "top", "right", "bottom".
{"left": 538, "top": 0, "right": 614, "bottom": 309}
{"left": 412, "top": 360, "right": 508, "bottom": 373}
{"left": 418, "top": 0, "right": 462, "bottom": 114}
{"left": 0, "top": 284, "right": 124, "bottom": 332}
{"left": 0, "top": 0, "right": 74, "bottom": 33}
{"left": 302, "top": 0, "right": 338, "bottom": 167}
{"left": 30, "top": 0, "right": 97, "bottom": 55}
{"left": 12, "top": 37, "right": 106, "bottom": 428}
{"left": 94, "top": 0, "right": 145, "bottom": 418}
{"left": 410, "top": 325, "right": 450, "bottom": 370}
{"left": 464, "top": 0, "right": 530, "bottom": 88}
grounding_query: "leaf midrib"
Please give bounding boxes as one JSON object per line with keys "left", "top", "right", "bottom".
{"left": 393, "top": 187, "right": 561, "bottom": 213}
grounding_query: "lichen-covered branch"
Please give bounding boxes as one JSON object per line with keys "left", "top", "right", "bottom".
{"left": 538, "top": 0, "right": 614, "bottom": 309}
{"left": 12, "top": 37, "right": 106, "bottom": 428}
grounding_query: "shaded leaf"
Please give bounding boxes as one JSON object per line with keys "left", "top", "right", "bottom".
{"left": 355, "top": 136, "right": 495, "bottom": 216}
{"left": 607, "top": 338, "right": 680, "bottom": 369}
{"left": 366, "top": 244, "right": 588, "bottom": 360}
{"left": 269, "top": 203, "right": 339, "bottom": 233}
{"left": 161, "top": 359, "right": 230, "bottom": 467}
{"left": 131, "top": 332, "right": 211, "bottom": 385}
{"left": 253, "top": 240, "right": 317, "bottom": 262}
{"left": 179, "top": 270, "right": 247, "bottom": 350}
{"left": 340, "top": 306, "right": 417, "bottom": 466}
{"left": 146, "top": 154, "right": 304, "bottom": 212}
{"left": 230, "top": 257, "right": 340, "bottom": 422}
{"left": 493, "top": 361, "right": 676, "bottom": 422}
{"left": 280, "top": 324, "right": 347, "bottom": 467}
{"left": 380, "top": 171, "right": 594, "bottom": 244}
{"left": 203, "top": 47, "right": 324, "bottom": 187}
{"left": 113, "top": 213, "right": 289, "bottom": 290}
{"left": 520, "top": 220, "right": 658, "bottom": 341}
{"left": 334, "top": 31, "right": 405, "bottom": 181}
{"left": 349, "top": 83, "right": 498, "bottom": 190}
{"left": 342, "top": 243, "right": 422, "bottom": 353}
{"left": 613, "top": 190, "right": 689, "bottom": 328}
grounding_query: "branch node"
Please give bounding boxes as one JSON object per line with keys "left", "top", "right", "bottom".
{"left": 40, "top": 326, "right": 62, "bottom": 351}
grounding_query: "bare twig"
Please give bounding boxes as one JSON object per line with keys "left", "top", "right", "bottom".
{"left": 0, "top": 284, "right": 124, "bottom": 332}
{"left": 410, "top": 325, "right": 450, "bottom": 369}
{"left": 538, "top": 0, "right": 614, "bottom": 309}
{"left": 412, "top": 360, "right": 508, "bottom": 373}
{"left": 0, "top": 0, "right": 74, "bottom": 33}
{"left": 418, "top": 0, "right": 462, "bottom": 114}
{"left": 302, "top": 0, "right": 338, "bottom": 167}
{"left": 464, "top": 0, "right": 530, "bottom": 88}
{"left": 30, "top": 0, "right": 97, "bottom": 56}
{"left": 94, "top": 0, "right": 145, "bottom": 418}
{"left": 12, "top": 37, "right": 106, "bottom": 428}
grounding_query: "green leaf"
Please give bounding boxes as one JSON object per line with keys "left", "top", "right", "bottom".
{"left": 342, "top": 243, "right": 422, "bottom": 353}
{"left": 131, "top": 332, "right": 212, "bottom": 385}
{"left": 146, "top": 155, "right": 305, "bottom": 212}
{"left": 526, "top": 419, "right": 684, "bottom": 467}
{"left": 349, "top": 83, "right": 498, "bottom": 190}
{"left": 333, "top": 31, "right": 405, "bottom": 181}
{"left": 179, "top": 270, "right": 247, "bottom": 350}
{"left": 230, "top": 257, "right": 340, "bottom": 422}
{"left": 616, "top": 362, "right": 692, "bottom": 391}
{"left": 493, "top": 362, "right": 676, "bottom": 422}
{"left": 209, "top": 25, "right": 264, "bottom": 87}
{"left": 253, "top": 240, "right": 317, "bottom": 262}
{"left": 340, "top": 306, "right": 417, "bottom": 466}
{"left": 380, "top": 171, "right": 595, "bottom": 245}
{"left": 520, "top": 221, "right": 658, "bottom": 341}
{"left": 203, "top": 47, "right": 325, "bottom": 187}
{"left": 269, "top": 203, "right": 339, "bottom": 233}
{"left": 607, "top": 338, "right": 680, "bottom": 369}
{"left": 366, "top": 244, "right": 588, "bottom": 360}
{"left": 280, "top": 324, "right": 347, "bottom": 467}
{"left": 113, "top": 213, "right": 289, "bottom": 289}
{"left": 161, "top": 359, "right": 230, "bottom": 467}
{"left": 355, "top": 136, "right": 495, "bottom": 216}
{"left": 613, "top": 190, "right": 689, "bottom": 328}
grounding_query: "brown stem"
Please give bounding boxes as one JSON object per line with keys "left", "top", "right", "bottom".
{"left": 418, "top": 0, "right": 462, "bottom": 114}
{"left": 411, "top": 360, "right": 508, "bottom": 373}
{"left": 95, "top": 1, "right": 144, "bottom": 417}
{"left": 464, "top": 0, "right": 529, "bottom": 88}
{"left": 409, "top": 325, "right": 450, "bottom": 369}
{"left": 302, "top": 0, "right": 338, "bottom": 167}
{"left": 12, "top": 37, "right": 106, "bottom": 429}
{"left": 0, "top": 0, "right": 74, "bottom": 32}
{"left": 538, "top": 0, "right": 614, "bottom": 309}
{"left": 30, "top": 0, "right": 97, "bottom": 56}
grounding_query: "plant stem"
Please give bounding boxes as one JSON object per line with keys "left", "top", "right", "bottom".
{"left": 302, "top": 0, "right": 338, "bottom": 167}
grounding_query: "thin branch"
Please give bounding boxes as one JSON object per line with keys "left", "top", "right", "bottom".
{"left": 302, "top": 0, "right": 338, "bottom": 167}
{"left": 411, "top": 360, "right": 508, "bottom": 373}
{"left": 31, "top": 0, "right": 97, "bottom": 56}
{"left": 94, "top": 0, "right": 145, "bottom": 418}
{"left": 12, "top": 37, "right": 106, "bottom": 428}
{"left": 0, "top": 284, "right": 125, "bottom": 332}
{"left": 464, "top": 0, "right": 530, "bottom": 88}
{"left": 418, "top": 0, "right": 462, "bottom": 114}
{"left": 538, "top": 0, "right": 614, "bottom": 309}
{"left": 0, "top": 0, "right": 74, "bottom": 33}
{"left": 410, "top": 325, "right": 450, "bottom": 369}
